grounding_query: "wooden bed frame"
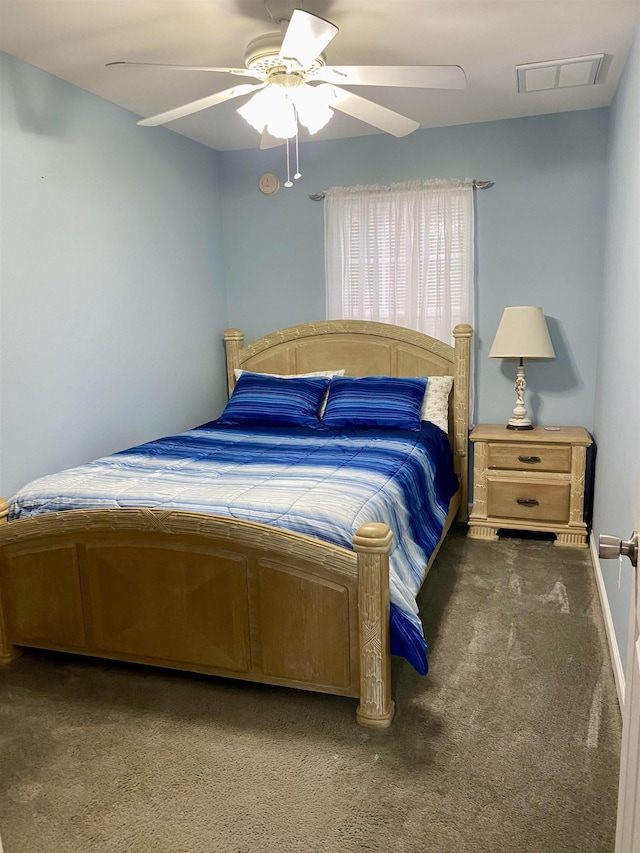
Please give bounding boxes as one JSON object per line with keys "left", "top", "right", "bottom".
{"left": 0, "top": 320, "right": 472, "bottom": 727}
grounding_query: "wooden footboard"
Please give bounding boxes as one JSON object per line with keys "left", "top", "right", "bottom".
{"left": 0, "top": 501, "right": 398, "bottom": 727}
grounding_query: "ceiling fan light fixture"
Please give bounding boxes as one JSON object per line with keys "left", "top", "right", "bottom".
{"left": 238, "top": 85, "right": 296, "bottom": 138}
{"left": 291, "top": 84, "right": 336, "bottom": 134}
{"left": 267, "top": 103, "right": 297, "bottom": 139}
{"left": 239, "top": 81, "right": 337, "bottom": 139}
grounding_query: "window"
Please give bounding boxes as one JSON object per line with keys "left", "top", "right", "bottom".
{"left": 324, "top": 179, "right": 475, "bottom": 345}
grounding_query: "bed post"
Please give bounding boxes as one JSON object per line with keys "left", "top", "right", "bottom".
{"left": 452, "top": 324, "right": 473, "bottom": 521}
{"left": 353, "top": 522, "right": 395, "bottom": 728}
{"left": 0, "top": 498, "right": 21, "bottom": 665}
{"left": 223, "top": 328, "right": 244, "bottom": 398}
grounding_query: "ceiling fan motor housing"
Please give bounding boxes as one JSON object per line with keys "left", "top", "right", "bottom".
{"left": 244, "top": 32, "right": 326, "bottom": 76}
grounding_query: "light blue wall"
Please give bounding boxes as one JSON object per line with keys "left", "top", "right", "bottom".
{"left": 0, "top": 52, "right": 229, "bottom": 498}
{"left": 593, "top": 23, "right": 640, "bottom": 671}
{"left": 219, "top": 109, "right": 609, "bottom": 431}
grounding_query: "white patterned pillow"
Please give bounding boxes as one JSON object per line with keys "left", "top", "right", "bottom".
{"left": 420, "top": 375, "right": 454, "bottom": 433}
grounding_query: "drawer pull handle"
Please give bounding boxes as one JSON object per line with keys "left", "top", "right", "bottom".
{"left": 518, "top": 455, "right": 542, "bottom": 464}
{"left": 517, "top": 498, "right": 539, "bottom": 507}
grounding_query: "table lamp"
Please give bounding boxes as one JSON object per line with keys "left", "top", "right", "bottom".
{"left": 488, "top": 306, "right": 555, "bottom": 430}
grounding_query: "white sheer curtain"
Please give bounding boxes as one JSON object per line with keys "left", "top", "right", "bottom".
{"left": 324, "top": 179, "right": 475, "bottom": 346}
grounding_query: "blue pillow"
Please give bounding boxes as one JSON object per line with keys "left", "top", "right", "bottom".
{"left": 321, "top": 376, "right": 428, "bottom": 430}
{"left": 218, "top": 372, "right": 331, "bottom": 427}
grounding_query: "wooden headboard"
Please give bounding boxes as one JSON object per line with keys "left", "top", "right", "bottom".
{"left": 224, "top": 320, "right": 473, "bottom": 519}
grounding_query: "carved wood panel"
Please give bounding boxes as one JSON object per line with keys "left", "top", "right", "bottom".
{"left": 83, "top": 543, "right": 250, "bottom": 671}
{"left": 2, "top": 543, "right": 86, "bottom": 648}
{"left": 253, "top": 558, "right": 356, "bottom": 692}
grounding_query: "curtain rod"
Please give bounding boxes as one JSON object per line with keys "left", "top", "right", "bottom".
{"left": 308, "top": 179, "right": 494, "bottom": 201}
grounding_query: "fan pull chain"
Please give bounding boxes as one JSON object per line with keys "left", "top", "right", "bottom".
{"left": 294, "top": 128, "right": 301, "bottom": 180}
{"left": 284, "top": 136, "right": 293, "bottom": 187}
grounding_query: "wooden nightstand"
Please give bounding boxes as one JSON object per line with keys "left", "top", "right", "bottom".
{"left": 468, "top": 424, "right": 592, "bottom": 547}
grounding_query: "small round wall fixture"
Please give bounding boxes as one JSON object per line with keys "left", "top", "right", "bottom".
{"left": 259, "top": 173, "right": 280, "bottom": 195}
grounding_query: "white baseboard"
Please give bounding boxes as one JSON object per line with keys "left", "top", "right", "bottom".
{"left": 589, "top": 536, "right": 625, "bottom": 711}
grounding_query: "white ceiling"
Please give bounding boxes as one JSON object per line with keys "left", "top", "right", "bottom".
{"left": 1, "top": 0, "right": 639, "bottom": 151}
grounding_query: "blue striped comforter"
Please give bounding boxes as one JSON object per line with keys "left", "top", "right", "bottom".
{"left": 9, "top": 421, "right": 458, "bottom": 673}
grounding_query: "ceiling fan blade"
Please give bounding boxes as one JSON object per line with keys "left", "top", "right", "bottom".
{"left": 279, "top": 9, "right": 338, "bottom": 70}
{"left": 107, "top": 61, "right": 259, "bottom": 78}
{"left": 317, "top": 84, "right": 419, "bottom": 138}
{"left": 314, "top": 65, "right": 467, "bottom": 89}
{"left": 260, "top": 129, "right": 285, "bottom": 150}
{"left": 137, "top": 82, "right": 267, "bottom": 127}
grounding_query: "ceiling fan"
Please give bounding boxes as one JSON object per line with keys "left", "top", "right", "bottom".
{"left": 107, "top": 5, "right": 466, "bottom": 149}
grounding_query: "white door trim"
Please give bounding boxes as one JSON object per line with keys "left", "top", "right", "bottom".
{"left": 590, "top": 536, "right": 626, "bottom": 710}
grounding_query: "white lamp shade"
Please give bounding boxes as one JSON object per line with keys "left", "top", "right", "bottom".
{"left": 488, "top": 306, "right": 555, "bottom": 359}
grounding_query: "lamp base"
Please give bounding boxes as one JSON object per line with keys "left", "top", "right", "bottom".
{"left": 506, "top": 362, "right": 533, "bottom": 430}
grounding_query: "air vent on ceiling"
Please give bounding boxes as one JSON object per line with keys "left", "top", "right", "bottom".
{"left": 517, "top": 54, "right": 604, "bottom": 93}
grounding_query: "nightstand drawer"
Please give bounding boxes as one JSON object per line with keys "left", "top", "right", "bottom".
{"left": 487, "top": 480, "right": 571, "bottom": 523}
{"left": 487, "top": 442, "right": 571, "bottom": 473}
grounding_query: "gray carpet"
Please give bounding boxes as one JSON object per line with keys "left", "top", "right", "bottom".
{"left": 0, "top": 528, "right": 622, "bottom": 853}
